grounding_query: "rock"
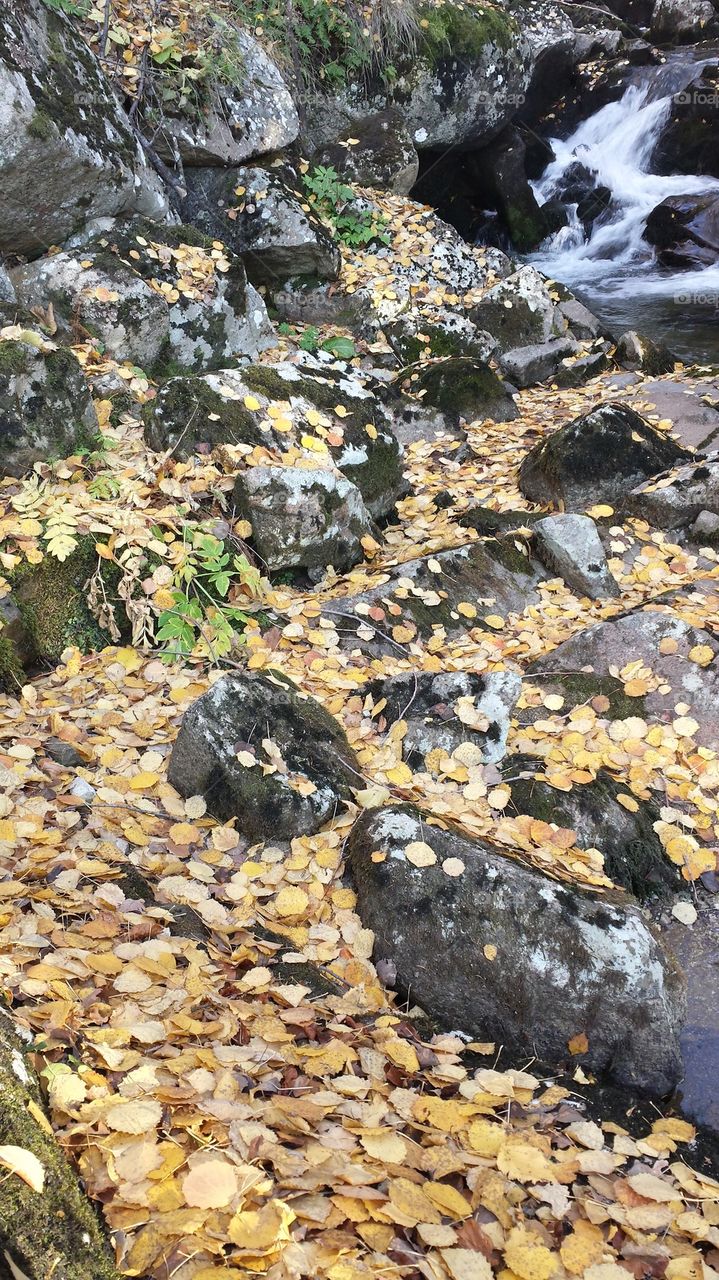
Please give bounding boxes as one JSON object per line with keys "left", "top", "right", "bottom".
{"left": 400, "top": 357, "right": 518, "bottom": 425}
{"left": 616, "top": 330, "right": 676, "bottom": 375}
{"left": 530, "top": 599, "right": 719, "bottom": 748}
{"left": 45, "top": 738, "right": 84, "bottom": 768}
{"left": 553, "top": 346, "right": 612, "bottom": 388}
{"left": 470, "top": 266, "right": 566, "bottom": 354}
{"left": 472, "top": 127, "right": 549, "bottom": 251}
{"left": 233, "top": 465, "right": 373, "bottom": 574}
{"left": 154, "top": 26, "right": 298, "bottom": 166}
{"left": 662, "top": 893, "right": 719, "bottom": 1134}
{"left": 558, "top": 298, "right": 604, "bottom": 341}
{"left": 0, "top": 597, "right": 35, "bottom": 689}
{"left": 599, "top": 0, "right": 654, "bottom": 22}
{"left": 0, "top": 1004, "right": 120, "bottom": 1280}
{"left": 0, "top": 328, "right": 98, "bottom": 477}
{"left": 692, "top": 509, "right": 719, "bottom": 539}
{"left": 498, "top": 336, "right": 579, "bottom": 389}
{"left": 0, "top": 263, "right": 15, "bottom": 303}
{"left": 654, "top": 64, "right": 719, "bottom": 180}
{"left": 349, "top": 805, "right": 685, "bottom": 1096}
{"left": 644, "top": 194, "right": 719, "bottom": 270}
{"left": 311, "top": 109, "right": 419, "bottom": 196}
{"left": 533, "top": 514, "right": 620, "bottom": 599}
{"left": 626, "top": 378, "right": 719, "bottom": 450}
{"left": 0, "top": 0, "right": 167, "bottom": 259}
{"left": 630, "top": 455, "right": 719, "bottom": 529}
{"left": 11, "top": 250, "right": 170, "bottom": 369}
{"left": 167, "top": 672, "right": 359, "bottom": 838}
{"left": 516, "top": 668, "right": 652, "bottom": 727}
{"left": 514, "top": 0, "right": 578, "bottom": 121}
{"left": 364, "top": 670, "right": 521, "bottom": 767}
{"left": 519, "top": 402, "right": 691, "bottom": 511}
{"left": 182, "top": 167, "right": 340, "bottom": 288}
{"left": 502, "top": 756, "right": 679, "bottom": 902}
{"left": 651, "top": 0, "right": 718, "bottom": 43}
{"left": 384, "top": 310, "right": 496, "bottom": 365}
{"left": 145, "top": 360, "right": 405, "bottom": 521}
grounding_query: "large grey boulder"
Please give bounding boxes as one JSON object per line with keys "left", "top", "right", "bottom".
{"left": 182, "top": 167, "right": 340, "bottom": 288}
{"left": 349, "top": 805, "right": 685, "bottom": 1097}
{"left": 384, "top": 310, "right": 496, "bottom": 365}
{"left": 651, "top": 0, "right": 718, "bottom": 44}
{"left": 533, "top": 513, "right": 620, "bottom": 599}
{"left": 311, "top": 109, "right": 419, "bottom": 196}
{"left": 498, "top": 337, "right": 579, "bottom": 389}
{"left": 233, "top": 465, "right": 373, "bottom": 574}
{"left": 168, "top": 672, "right": 359, "bottom": 838}
{"left": 519, "top": 402, "right": 691, "bottom": 511}
{"left": 0, "top": 0, "right": 167, "bottom": 259}
{"left": 400, "top": 357, "right": 518, "bottom": 425}
{"left": 630, "top": 455, "right": 719, "bottom": 529}
{"left": 0, "top": 328, "right": 98, "bottom": 477}
{"left": 470, "top": 267, "right": 567, "bottom": 354}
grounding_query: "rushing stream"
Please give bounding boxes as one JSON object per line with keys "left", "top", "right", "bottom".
{"left": 530, "top": 53, "right": 719, "bottom": 363}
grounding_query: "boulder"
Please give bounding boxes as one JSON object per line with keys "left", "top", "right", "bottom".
{"left": 384, "top": 310, "right": 496, "bottom": 365}
{"left": 625, "top": 378, "right": 719, "bottom": 450}
{"left": 644, "top": 194, "right": 719, "bottom": 270}
{"left": 654, "top": 65, "right": 719, "bottom": 180}
{"left": 364, "top": 670, "right": 521, "bottom": 767}
{"left": 182, "top": 167, "right": 341, "bottom": 288}
{"left": 168, "top": 672, "right": 359, "bottom": 838}
{"left": 0, "top": 263, "right": 15, "bottom": 303}
{"left": 553, "top": 346, "right": 613, "bottom": 388}
{"left": 502, "top": 757, "right": 679, "bottom": 902}
{"left": 630, "top": 455, "right": 719, "bottom": 529}
{"left": 470, "top": 266, "right": 566, "bottom": 354}
{"left": 0, "top": 0, "right": 167, "bottom": 259}
{"left": 530, "top": 602, "right": 719, "bottom": 749}
{"left": 349, "top": 805, "right": 685, "bottom": 1096}
{"left": 233, "top": 465, "right": 373, "bottom": 574}
{"left": 615, "top": 330, "right": 676, "bottom": 375}
{"left": 311, "top": 109, "right": 419, "bottom": 196}
{"left": 0, "top": 327, "right": 98, "bottom": 477}
{"left": 153, "top": 26, "right": 298, "bottom": 166}
{"left": 651, "top": 0, "right": 719, "bottom": 43}
{"left": 399, "top": 357, "right": 518, "bottom": 425}
{"left": 11, "top": 250, "right": 170, "bottom": 369}
{"left": 498, "top": 336, "right": 579, "bottom": 389}
{"left": 533, "top": 513, "right": 620, "bottom": 599}
{"left": 519, "top": 402, "right": 691, "bottom": 511}
{"left": 472, "top": 127, "right": 549, "bottom": 251}
{"left": 558, "top": 298, "right": 604, "bottom": 341}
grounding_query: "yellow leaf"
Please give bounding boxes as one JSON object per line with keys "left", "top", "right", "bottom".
{"left": 182, "top": 1155, "right": 239, "bottom": 1209}
{"left": 0, "top": 1146, "right": 44, "bottom": 1192}
{"left": 504, "top": 1226, "right": 557, "bottom": 1280}
{"left": 105, "top": 1099, "right": 163, "bottom": 1133}
{"left": 274, "top": 886, "right": 309, "bottom": 917}
{"left": 498, "top": 1139, "right": 555, "bottom": 1183}
{"left": 243, "top": 395, "right": 262, "bottom": 411}
{"left": 229, "top": 1199, "right": 295, "bottom": 1252}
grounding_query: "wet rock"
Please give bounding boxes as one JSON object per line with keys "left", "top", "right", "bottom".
{"left": 0, "top": 329, "right": 98, "bottom": 477}
{"left": 182, "top": 167, "right": 340, "bottom": 288}
{"left": 154, "top": 27, "right": 298, "bottom": 166}
{"left": 644, "top": 193, "right": 719, "bottom": 270}
{"left": 498, "top": 336, "right": 579, "bottom": 389}
{"left": 384, "top": 311, "right": 496, "bottom": 365}
{"left": 365, "top": 670, "right": 521, "bottom": 767}
{"left": 168, "top": 672, "right": 359, "bottom": 838}
{"left": 630, "top": 455, "right": 719, "bottom": 529}
{"left": 533, "top": 513, "right": 620, "bottom": 599}
{"left": 530, "top": 601, "right": 719, "bottom": 748}
{"left": 400, "top": 356, "right": 518, "bottom": 425}
{"left": 233, "top": 465, "right": 373, "bottom": 574}
{"left": 616, "top": 330, "right": 676, "bottom": 375}
{"left": 474, "top": 126, "right": 550, "bottom": 251}
{"left": 559, "top": 298, "right": 604, "bottom": 341}
{"left": 519, "top": 402, "right": 691, "bottom": 511}
{"left": 349, "top": 805, "right": 685, "bottom": 1097}
{"left": 312, "top": 109, "right": 419, "bottom": 196}
{"left": 470, "top": 266, "right": 567, "bottom": 354}
{"left": 0, "top": 0, "right": 167, "bottom": 259}
{"left": 502, "top": 756, "right": 679, "bottom": 902}
{"left": 651, "top": 0, "right": 719, "bottom": 44}
{"left": 654, "top": 64, "right": 719, "bottom": 180}
{"left": 12, "top": 250, "right": 170, "bottom": 369}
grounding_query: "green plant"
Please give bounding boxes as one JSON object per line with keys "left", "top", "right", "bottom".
{"left": 41, "top": 0, "right": 91, "bottom": 14}
{"left": 278, "top": 322, "right": 357, "bottom": 360}
{"left": 155, "top": 526, "right": 262, "bottom": 660}
{"left": 304, "top": 166, "right": 390, "bottom": 249}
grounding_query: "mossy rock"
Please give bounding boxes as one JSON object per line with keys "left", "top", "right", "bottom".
{"left": 416, "top": 0, "right": 516, "bottom": 64}
{"left": 517, "top": 670, "right": 646, "bottom": 726}
{"left": 398, "top": 357, "right": 518, "bottom": 425}
{"left": 0, "top": 1004, "right": 120, "bottom": 1280}
{"left": 0, "top": 335, "right": 98, "bottom": 478}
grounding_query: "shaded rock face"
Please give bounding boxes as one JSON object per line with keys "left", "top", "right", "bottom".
{"left": 644, "top": 193, "right": 719, "bottom": 269}
{"left": 0, "top": 333, "right": 98, "bottom": 477}
{"left": 0, "top": 0, "right": 167, "bottom": 259}
{"left": 533, "top": 513, "right": 620, "bottom": 599}
{"left": 531, "top": 605, "right": 719, "bottom": 748}
{"left": 630, "top": 455, "right": 719, "bottom": 529}
{"left": 470, "top": 266, "right": 567, "bottom": 354}
{"left": 615, "top": 330, "right": 676, "bottom": 375}
{"left": 312, "top": 109, "right": 419, "bottom": 196}
{"left": 233, "top": 465, "right": 373, "bottom": 574}
{"left": 654, "top": 64, "right": 719, "bottom": 180}
{"left": 168, "top": 672, "right": 359, "bottom": 839}
{"left": 349, "top": 805, "right": 685, "bottom": 1097}
{"left": 0, "top": 263, "right": 15, "bottom": 303}
{"left": 519, "top": 402, "right": 691, "bottom": 511}
{"left": 472, "top": 126, "right": 549, "bottom": 251}
{"left": 502, "top": 756, "right": 680, "bottom": 902}
{"left": 154, "top": 26, "right": 298, "bottom": 166}
{"left": 365, "top": 670, "right": 521, "bottom": 766}
{"left": 182, "top": 167, "right": 341, "bottom": 288}
{"left": 651, "top": 0, "right": 719, "bottom": 44}
{"left": 403, "top": 357, "right": 518, "bottom": 424}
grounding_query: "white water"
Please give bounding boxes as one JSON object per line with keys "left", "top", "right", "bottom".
{"left": 529, "top": 55, "right": 719, "bottom": 359}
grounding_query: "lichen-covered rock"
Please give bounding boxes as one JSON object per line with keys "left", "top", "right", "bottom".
{"left": 311, "top": 109, "right": 419, "bottom": 195}
{"left": 0, "top": 329, "right": 98, "bottom": 477}
{"left": 630, "top": 456, "right": 719, "bottom": 530}
{"left": 470, "top": 266, "right": 567, "bottom": 354}
{"left": 502, "top": 756, "right": 679, "bottom": 902}
{"left": 11, "top": 251, "right": 170, "bottom": 369}
{"left": 233, "top": 464, "right": 373, "bottom": 574}
{"left": 531, "top": 603, "right": 719, "bottom": 748}
{"left": 0, "top": 0, "right": 167, "bottom": 259}
{"left": 349, "top": 805, "right": 685, "bottom": 1096}
{"left": 533, "top": 513, "right": 620, "bottom": 599}
{"left": 168, "top": 672, "right": 359, "bottom": 838}
{"left": 499, "top": 337, "right": 579, "bottom": 389}
{"left": 155, "top": 26, "right": 298, "bottom": 166}
{"left": 519, "top": 402, "right": 691, "bottom": 511}
{"left": 364, "top": 670, "right": 521, "bottom": 767}
{"left": 182, "top": 167, "right": 340, "bottom": 287}
{"left": 616, "top": 330, "right": 676, "bottom": 375}
{"left": 399, "top": 357, "right": 518, "bottom": 425}
{"left": 384, "top": 310, "right": 496, "bottom": 365}
{"left": 0, "top": 1004, "right": 120, "bottom": 1280}
{"left": 651, "top": 0, "right": 718, "bottom": 43}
